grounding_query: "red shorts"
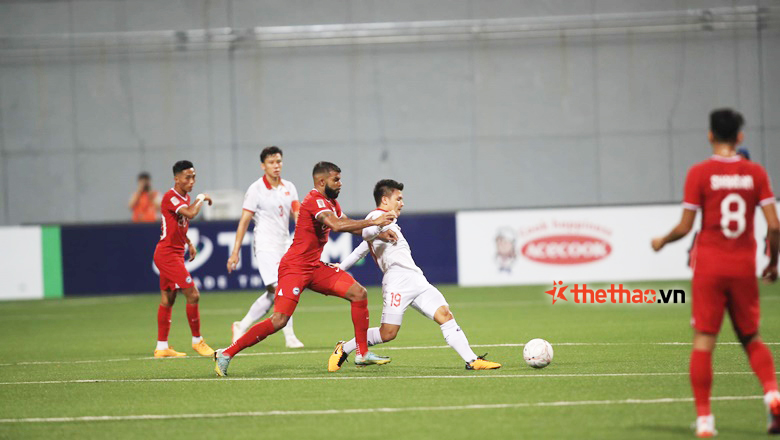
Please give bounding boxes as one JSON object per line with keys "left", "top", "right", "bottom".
{"left": 691, "top": 274, "right": 759, "bottom": 336}
{"left": 273, "top": 262, "right": 357, "bottom": 316}
{"left": 153, "top": 249, "right": 195, "bottom": 291}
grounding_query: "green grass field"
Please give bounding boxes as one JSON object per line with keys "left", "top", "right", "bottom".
{"left": 2, "top": 282, "right": 780, "bottom": 439}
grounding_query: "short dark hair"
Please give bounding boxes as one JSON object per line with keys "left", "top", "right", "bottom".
{"left": 172, "top": 160, "right": 194, "bottom": 176}
{"left": 373, "top": 179, "right": 404, "bottom": 206}
{"left": 312, "top": 161, "right": 341, "bottom": 176}
{"left": 710, "top": 108, "right": 744, "bottom": 144}
{"left": 260, "top": 146, "right": 283, "bottom": 163}
{"left": 137, "top": 172, "right": 150, "bottom": 180}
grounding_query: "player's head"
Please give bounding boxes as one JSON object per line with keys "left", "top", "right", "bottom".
{"left": 260, "top": 146, "right": 283, "bottom": 178}
{"left": 172, "top": 160, "right": 196, "bottom": 193}
{"left": 373, "top": 179, "right": 404, "bottom": 215}
{"left": 709, "top": 108, "right": 744, "bottom": 146}
{"left": 312, "top": 161, "right": 341, "bottom": 199}
{"left": 137, "top": 171, "right": 151, "bottom": 191}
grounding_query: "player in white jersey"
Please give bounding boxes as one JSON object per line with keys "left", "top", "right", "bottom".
{"left": 327, "top": 179, "right": 501, "bottom": 371}
{"left": 226, "top": 146, "right": 304, "bottom": 348}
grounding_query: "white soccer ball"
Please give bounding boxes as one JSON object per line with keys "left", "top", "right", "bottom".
{"left": 523, "top": 338, "right": 553, "bottom": 369}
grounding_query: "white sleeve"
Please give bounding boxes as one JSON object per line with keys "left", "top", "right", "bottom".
{"left": 362, "top": 225, "right": 382, "bottom": 241}
{"left": 340, "top": 241, "right": 370, "bottom": 271}
{"left": 242, "top": 185, "right": 258, "bottom": 212}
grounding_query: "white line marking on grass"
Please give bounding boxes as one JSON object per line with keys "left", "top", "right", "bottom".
{"left": 0, "top": 371, "right": 763, "bottom": 386}
{"left": 2, "top": 342, "right": 778, "bottom": 367}
{"left": 0, "top": 395, "right": 761, "bottom": 424}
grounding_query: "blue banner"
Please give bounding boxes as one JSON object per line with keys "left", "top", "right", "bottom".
{"left": 61, "top": 213, "right": 457, "bottom": 296}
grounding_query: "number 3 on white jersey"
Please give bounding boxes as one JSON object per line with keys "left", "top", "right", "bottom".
{"left": 720, "top": 193, "right": 746, "bottom": 238}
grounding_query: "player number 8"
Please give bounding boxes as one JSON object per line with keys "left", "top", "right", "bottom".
{"left": 720, "top": 193, "right": 746, "bottom": 238}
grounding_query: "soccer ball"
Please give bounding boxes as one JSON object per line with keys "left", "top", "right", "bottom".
{"left": 523, "top": 338, "right": 553, "bottom": 369}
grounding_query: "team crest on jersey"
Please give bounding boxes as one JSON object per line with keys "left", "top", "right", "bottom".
{"left": 171, "top": 197, "right": 180, "bottom": 206}
{"left": 186, "top": 276, "right": 192, "bottom": 284}
{"left": 293, "top": 287, "right": 300, "bottom": 296}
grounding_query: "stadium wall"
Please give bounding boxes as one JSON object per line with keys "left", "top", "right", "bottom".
{"left": 1, "top": 1, "right": 779, "bottom": 226}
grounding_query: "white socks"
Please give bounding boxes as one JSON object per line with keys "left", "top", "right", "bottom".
{"left": 192, "top": 336, "right": 202, "bottom": 345}
{"left": 156, "top": 341, "right": 169, "bottom": 350}
{"left": 239, "top": 291, "right": 274, "bottom": 331}
{"left": 440, "top": 320, "right": 477, "bottom": 363}
{"left": 343, "top": 328, "right": 383, "bottom": 355}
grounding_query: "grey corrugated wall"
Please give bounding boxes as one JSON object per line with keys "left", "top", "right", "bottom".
{"left": 0, "top": 0, "right": 777, "bottom": 225}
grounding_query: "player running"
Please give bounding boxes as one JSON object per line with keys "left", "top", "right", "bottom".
{"left": 226, "top": 146, "right": 304, "bottom": 348}
{"left": 328, "top": 179, "right": 501, "bottom": 371}
{"left": 214, "top": 162, "right": 396, "bottom": 376}
{"left": 153, "top": 160, "right": 215, "bottom": 358}
{"left": 652, "top": 109, "right": 780, "bottom": 437}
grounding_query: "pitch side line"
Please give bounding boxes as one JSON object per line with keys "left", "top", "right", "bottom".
{"left": 1, "top": 342, "right": 778, "bottom": 367}
{"left": 0, "top": 395, "right": 761, "bottom": 424}
{"left": 0, "top": 371, "right": 764, "bottom": 386}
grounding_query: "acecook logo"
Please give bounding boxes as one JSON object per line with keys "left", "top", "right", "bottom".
{"left": 521, "top": 235, "right": 611, "bottom": 265}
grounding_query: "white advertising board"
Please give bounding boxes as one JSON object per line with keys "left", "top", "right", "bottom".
{"left": 0, "top": 226, "right": 44, "bottom": 300}
{"left": 457, "top": 203, "right": 776, "bottom": 286}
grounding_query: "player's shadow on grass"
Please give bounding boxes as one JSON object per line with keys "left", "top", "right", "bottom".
{"left": 636, "top": 424, "right": 756, "bottom": 437}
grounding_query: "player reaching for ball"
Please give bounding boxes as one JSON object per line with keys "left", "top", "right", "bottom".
{"left": 213, "top": 162, "right": 397, "bottom": 376}
{"left": 327, "top": 179, "right": 501, "bottom": 371}
{"left": 226, "top": 146, "right": 304, "bottom": 349}
{"left": 152, "top": 160, "right": 215, "bottom": 358}
{"left": 652, "top": 109, "right": 780, "bottom": 437}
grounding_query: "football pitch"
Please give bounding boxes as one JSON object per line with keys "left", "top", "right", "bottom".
{"left": 2, "top": 282, "right": 780, "bottom": 439}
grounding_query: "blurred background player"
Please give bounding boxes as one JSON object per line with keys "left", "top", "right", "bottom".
{"left": 153, "top": 160, "right": 215, "bottom": 358}
{"left": 129, "top": 172, "right": 160, "bottom": 223}
{"left": 328, "top": 179, "right": 501, "bottom": 371}
{"left": 213, "top": 161, "right": 396, "bottom": 375}
{"left": 226, "top": 146, "right": 304, "bottom": 348}
{"left": 652, "top": 109, "right": 780, "bottom": 437}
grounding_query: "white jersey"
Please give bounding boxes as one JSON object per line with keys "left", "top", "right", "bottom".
{"left": 242, "top": 175, "right": 299, "bottom": 254}
{"left": 340, "top": 209, "right": 423, "bottom": 275}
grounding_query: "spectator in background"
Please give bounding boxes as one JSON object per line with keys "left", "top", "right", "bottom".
{"left": 129, "top": 172, "right": 160, "bottom": 222}
{"left": 737, "top": 147, "right": 751, "bottom": 160}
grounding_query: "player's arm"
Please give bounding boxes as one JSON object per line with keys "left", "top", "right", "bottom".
{"left": 178, "top": 194, "right": 213, "bottom": 219}
{"left": 652, "top": 209, "right": 697, "bottom": 252}
{"left": 227, "top": 209, "right": 254, "bottom": 273}
{"left": 291, "top": 201, "right": 300, "bottom": 225}
{"left": 186, "top": 237, "right": 197, "bottom": 262}
{"left": 316, "top": 210, "right": 395, "bottom": 233}
{"left": 362, "top": 225, "right": 398, "bottom": 244}
{"left": 760, "top": 202, "right": 780, "bottom": 282}
{"left": 338, "top": 240, "right": 371, "bottom": 271}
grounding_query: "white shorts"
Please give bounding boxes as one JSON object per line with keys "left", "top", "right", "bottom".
{"left": 253, "top": 245, "right": 286, "bottom": 287}
{"left": 380, "top": 270, "right": 449, "bottom": 326}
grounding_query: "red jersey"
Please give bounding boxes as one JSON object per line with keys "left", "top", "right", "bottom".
{"left": 157, "top": 188, "right": 191, "bottom": 252}
{"left": 281, "top": 189, "right": 343, "bottom": 268}
{"left": 684, "top": 155, "right": 775, "bottom": 276}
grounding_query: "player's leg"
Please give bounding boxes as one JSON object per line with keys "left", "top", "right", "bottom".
{"left": 311, "top": 263, "right": 388, "bottom": 366}
{"left": 690, "top": 275, "right": 727, "bottom": 437}
{"left": 180, "top": 284, "right": 214, "bottom": 356}
{"left": 214, "top": 272, "right": 306, "bottom": 376}
{"left": 154, "top": 287, "right": 185, "bottom": 357}
{"left": 726, "top": 276, "right": 780, "bottom": 433}
{"left": 233, "top": 284, "right": 275, "bottom": 342}
{"left": 413, "top": 285, "right": 500, "bottom": 370}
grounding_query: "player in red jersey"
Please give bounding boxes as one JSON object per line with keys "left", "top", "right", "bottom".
{"left": 214, "top": 161, "right": 397, "bottom": 375}
{"left": 652, "top": 109, "right": 780, "bottom": 437}
{"left": 153, "top": 160, "right": 215, "bottom": 358}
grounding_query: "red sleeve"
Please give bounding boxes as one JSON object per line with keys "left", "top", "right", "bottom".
{"left": 757, "top": 166, "right": 776, "bottom": 206}
{"left": 308, "top": 193, "right": 332, "bottom": 219}
{"left": 682, "top": 166, "right": 701, "bottom": 210}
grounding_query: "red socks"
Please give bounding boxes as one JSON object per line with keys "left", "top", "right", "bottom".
{"left": 224, "top": 319, "right": 276, "bottom": 357}
{"left": 157, "top": 305, "right": 172, "bottom": 341}
{"left": 690, "top": 350, "right": 713, "bottom": 416}
{"left": 186, "top": 304, "right": 201, "bottom": 338}
{"left": 746, "top": 340, "right": 779, "bottom": 394}
{"left": 351, "top": 299, "right": 369, "bottom": 356}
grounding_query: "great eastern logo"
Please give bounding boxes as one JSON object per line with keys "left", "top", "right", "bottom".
{"left": 521, "top": 235, "right": 611, "bottom": 264}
